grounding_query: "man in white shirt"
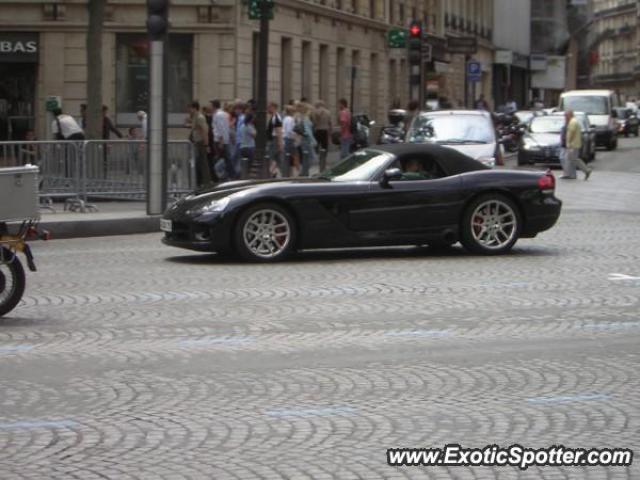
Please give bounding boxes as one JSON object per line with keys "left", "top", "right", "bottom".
{"left": 51, "top": 108, "right": 85, "bottom": 140}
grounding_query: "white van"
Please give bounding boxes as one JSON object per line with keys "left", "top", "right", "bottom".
{"left": 558, "top": 90, "right": 619, "bottom": 150}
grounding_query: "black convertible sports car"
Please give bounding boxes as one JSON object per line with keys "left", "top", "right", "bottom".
{"left": 161, "top": 144, "right": 561, "bottom": 261}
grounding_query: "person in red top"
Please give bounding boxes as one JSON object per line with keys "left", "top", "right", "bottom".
{"left": 338, "top": 98, "right": 353, "bottom": 159}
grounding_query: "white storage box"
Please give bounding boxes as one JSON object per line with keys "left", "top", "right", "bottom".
{"left": 0, "top": 165, "right": 40, "bottom": 221}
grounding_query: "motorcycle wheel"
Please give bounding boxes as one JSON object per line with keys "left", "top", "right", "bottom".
{"left": 0, "top": 247, "right": 26, "bottom": 317}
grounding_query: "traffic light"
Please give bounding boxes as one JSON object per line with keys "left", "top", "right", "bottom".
{"left": 408, "top": 21, "right": 423, "bottom": 64}
{"left": 147, "top": 0, "right": 169, "bottom": 41}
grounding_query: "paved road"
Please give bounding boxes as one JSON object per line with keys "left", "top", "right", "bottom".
{"left": 1, "top": 138, "right": 640, "bottom": 479}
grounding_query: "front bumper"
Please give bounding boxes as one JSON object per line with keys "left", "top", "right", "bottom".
{"left": 520, "top": 147, "right": 562, "bottom": 165}
{"left": 160, "top": 214, "right": 233, "bottom": 253}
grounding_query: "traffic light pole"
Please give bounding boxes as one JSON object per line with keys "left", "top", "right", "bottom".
{"left": 255, "top": 2, "right": 270, "bottom": 179}
{"left": 146, "top": 0, "right": 168, "bottom": 215}
{"left": 147, "top": 40, "right": 167, "bottom": 215}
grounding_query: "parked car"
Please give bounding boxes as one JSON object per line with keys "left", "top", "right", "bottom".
{"left": 558, "top": 89, "right": 619, "bottom": 150}
{"left": 518, "top": 112, "right": 595, "bottom": 167}
{"left": 161, "top": 144, "right": 562, "bottom": 261}
{"left": 405, "top": 110, "right": 499, "bottom": 167}
{"left": 613, "top": 107, "right": 639, "bottom": 137}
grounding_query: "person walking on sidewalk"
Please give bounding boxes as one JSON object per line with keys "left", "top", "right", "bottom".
{"left": 188, "top": 101, "right": 211, "bottom": 187}
{"left": 238, "top": 113, "right": 256, "bottom": 176}
{"left": 338, "top": 98, "right": 353, "bottom": 159}
{"left": 562, "top": 110, "right": 592, "bottom": 181}
{"left": 282, "top": 105, "right": 297, "bottom": 177}
{"left": 211, "top": 100, "right": 233, "bottom": 181}
{"left": 266, "top": 102, "right": 283, "bottom": 177}
{"left": 312, "top": 100, "right": 332, "bottom": 172}
{"left": 297, "top": 103, "right": 317, "bottom": 177}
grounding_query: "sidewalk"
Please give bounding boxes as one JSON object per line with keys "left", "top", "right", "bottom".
{"left": 39, "top": 201, "right": 160, "bottom": 239}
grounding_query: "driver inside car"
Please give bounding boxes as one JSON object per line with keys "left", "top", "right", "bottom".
{"left": 401, "top": 158, "right": 434, "bottom": 180}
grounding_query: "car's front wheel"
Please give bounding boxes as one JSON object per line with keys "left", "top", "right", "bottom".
{"left": 234, "top": 203, "right": 296, "bottom": 262}
{"left": 460, "top": 194, "right": 521, "bottom": 255}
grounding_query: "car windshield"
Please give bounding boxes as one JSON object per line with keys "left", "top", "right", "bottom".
{"left": 530, "top": 116, "right": 565, "bottom": 133}
{"left": 407, "top": 114, "right": 495, "bottom": 144}
{"left": 561, "top": 96, "right": 609, "bottom": 115}
{"left": 318, "top": 149, "right": 393, "bottom": 182}
{"left": 614, "top": 108, "right": 630, "bottom": 119}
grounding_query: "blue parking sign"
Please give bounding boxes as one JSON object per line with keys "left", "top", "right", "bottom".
{"left": 467, "top": 60, "right": 482, "bottom": 82}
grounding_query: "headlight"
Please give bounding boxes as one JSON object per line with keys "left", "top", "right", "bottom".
{"left": 477, "top": 156, "right": 496, "bottom": 168}
{"left": 523, "top": 142, "right": 540, "bottom": 150}
{"left": 187, "top": 197, "right": 230, "bottom": 216}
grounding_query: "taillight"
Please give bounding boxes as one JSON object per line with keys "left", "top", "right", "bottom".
{"left": 538, "top": 170, "right": 555, "bottom": 192}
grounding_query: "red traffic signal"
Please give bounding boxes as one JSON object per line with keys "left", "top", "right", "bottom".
{"left": 409, "top": 22, "right": 422, "bottom": 38}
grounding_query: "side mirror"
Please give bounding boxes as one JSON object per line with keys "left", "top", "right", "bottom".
{"left": 381, "top": 168, "right": 403, "bottom": 187}
{"left": 611, "top": 110, "right": 618, "bottom": 118}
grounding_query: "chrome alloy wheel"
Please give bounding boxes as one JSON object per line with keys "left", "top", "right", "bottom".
{"left": 242, "top": 209, "right": 291, "bottom": 259}
{"left": 470, "top": 200, "right": 517, "bottom": 250}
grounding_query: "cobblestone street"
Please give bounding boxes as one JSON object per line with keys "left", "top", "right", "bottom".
{"left": 1, "top": 139, "right": 640, "bottom": 479}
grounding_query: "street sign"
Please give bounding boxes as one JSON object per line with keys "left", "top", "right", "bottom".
{"left": 466, "top": 60, "right": 482, "bottom": 82}
{"left": 447, "top": 36, "right": 478, "bottom": 55}
{"left": 248, "top": 0, "right": 274, "bottom": 20}
{"left": 387, "top": 28, "right": 407, "bottom": 48}
{"left": 45, "top": 96, "right": 61, "bottom": 112}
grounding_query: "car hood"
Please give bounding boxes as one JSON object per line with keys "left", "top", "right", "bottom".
{"left": 587, "top": 115, "right": 610, "bottom": 127}
{"left": 166, "top": 178, "right": 327, "bottom": 214}
{"left": 191, "top": 178, "right": 324, "bottom": 200}
{"left": 525, "top": 133, "right": 561, "bottom": 147}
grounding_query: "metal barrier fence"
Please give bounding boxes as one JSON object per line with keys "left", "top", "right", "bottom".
{"left": 0, "top": 139, "right": 195, "bottom": 211}
{"left": 81, "top": 140, "right": 194, "bottom": 201}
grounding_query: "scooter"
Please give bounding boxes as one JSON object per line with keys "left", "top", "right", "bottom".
{"left": 378, "top": 109, "right": 408, "bottom": 144}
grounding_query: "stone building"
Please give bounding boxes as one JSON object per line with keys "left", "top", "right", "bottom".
{"left": 0, "top": 0, "right": 499, "bottom": 142}
{"left": 589, "top": 0, "right": 639, "bottom": 100}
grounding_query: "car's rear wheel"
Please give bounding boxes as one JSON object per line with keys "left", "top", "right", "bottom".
{"left": 460, "top": 194, "right": 521, "bottom": 255}
{"left": 234, "top": 203, "right": 296, "bottom": 262}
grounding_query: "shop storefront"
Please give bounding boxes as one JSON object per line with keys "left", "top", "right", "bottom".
{"left": 0, "top": 32, "right": 39, "bottom": 140}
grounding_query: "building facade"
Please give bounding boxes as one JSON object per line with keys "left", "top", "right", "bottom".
{"left": 492, "top": 0, "right": 531, "bottom": 110}
{"left": 529, "top": 0, "right": 571, "bottom": 106}
{"left": 589, "top": 0, "right": 639, "bottom": 100}
{"left": 0, "top": 0, "right": 498, "bottom": 142}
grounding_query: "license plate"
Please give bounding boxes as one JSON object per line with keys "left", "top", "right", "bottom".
{"left": 160, "top": 219, "right": 172, "bottom": 232}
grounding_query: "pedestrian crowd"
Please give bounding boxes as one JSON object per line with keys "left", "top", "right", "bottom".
{"left": 186, "top": 97, "right": 356, "bottom": 187}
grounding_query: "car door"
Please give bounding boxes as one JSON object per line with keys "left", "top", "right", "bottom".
{"left": 347, "top": 155, "right": 465, "bottom": 241}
